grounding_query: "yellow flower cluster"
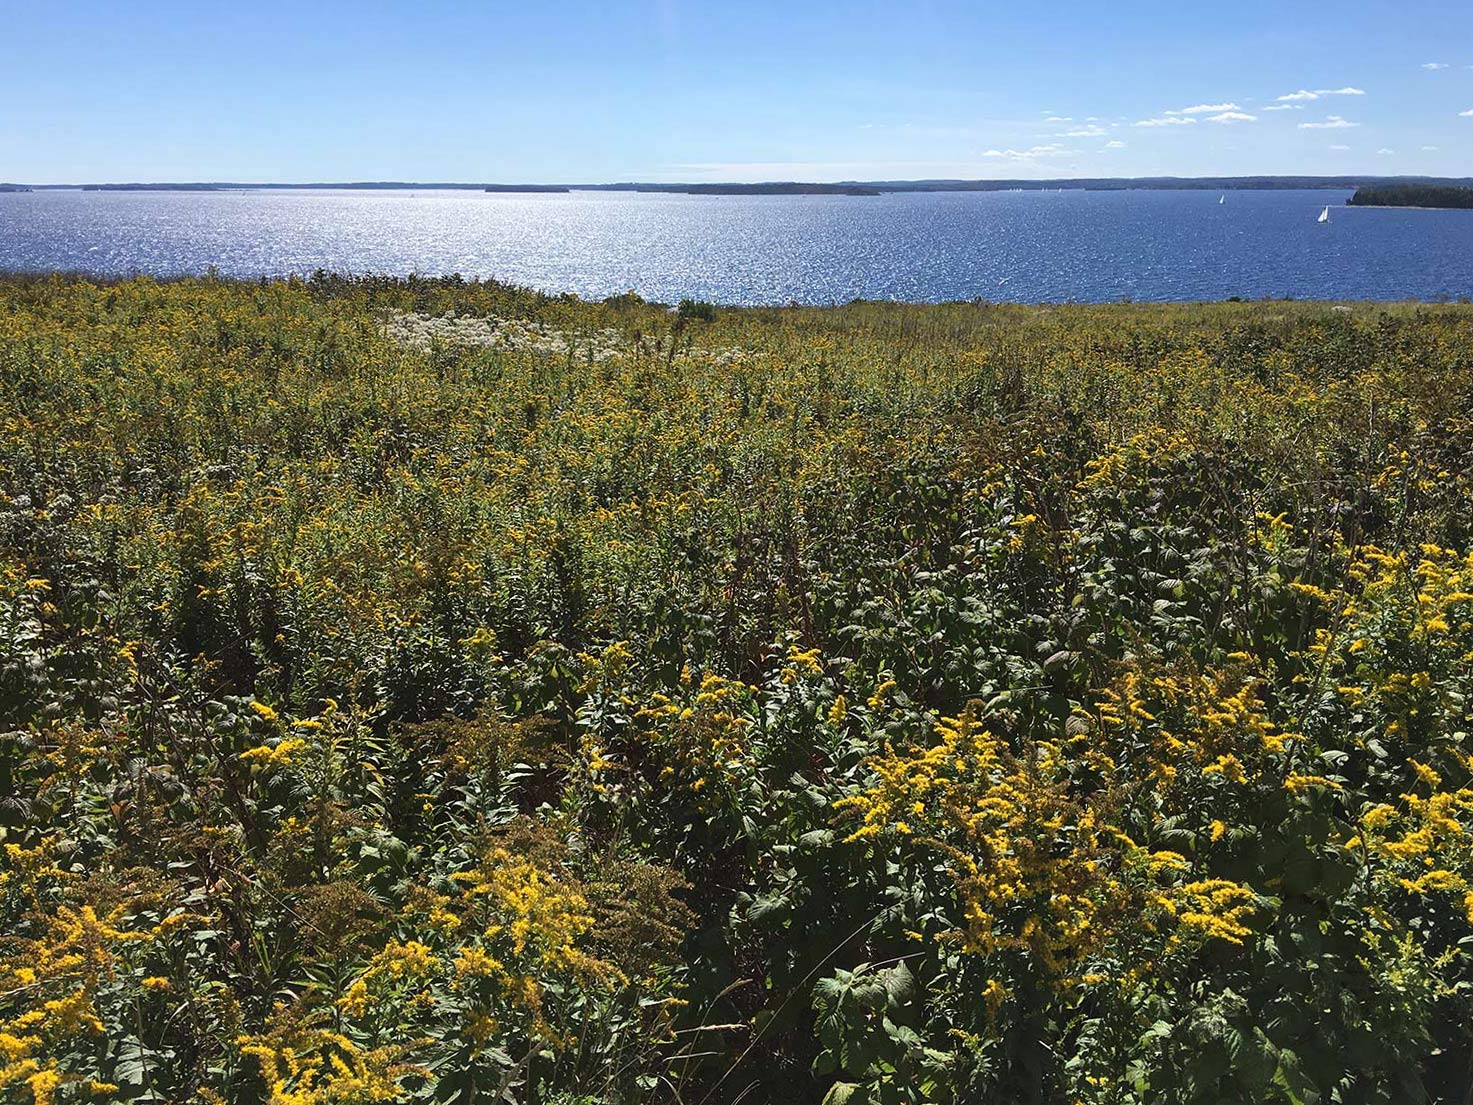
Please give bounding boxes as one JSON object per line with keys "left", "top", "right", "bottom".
{"left": 638, "top": 671, "right": 756, "bottom": 797}
{"left": 838, "top": 706, "right": 1261, "bottom": 984}
{"left": 1098, "top": 662, "right": 1294, "bottom": 810}
{"left": 241, "top": 737, "right": 308, "bottom": 769}
{"left": 1168, "top": 879, "right": 1259, "bottom": 948}
{"left": 0, "top": 899, "right": 150, "bottom": 1104}
{"left": 238, "top": 1018, "right": 424, "bottom": 1105}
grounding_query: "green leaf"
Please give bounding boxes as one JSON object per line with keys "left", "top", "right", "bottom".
{"left": 821, "top": 1082, "right": 862, "bottom": 1105}
{"left": 879, "top": 960, "right": 915, "bottom": 1006}
{"left": 748, "top": 893, "right": 791, "bottom": 923}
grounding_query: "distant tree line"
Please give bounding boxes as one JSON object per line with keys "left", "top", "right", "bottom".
{"left": 13, "top": 175, "right": 1473, "bottom": 194}
{"left": 1348, "top": 184, "right": 1473, "bottom": 209}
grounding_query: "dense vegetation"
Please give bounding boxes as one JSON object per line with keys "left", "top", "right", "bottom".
{"left": 1348, "top": 185, "right": 1473, "bottom": 210}
{"left": 3, "top": 275, "right": 1473, "bottom": 1105}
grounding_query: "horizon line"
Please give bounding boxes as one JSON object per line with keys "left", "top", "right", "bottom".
{"left": 5, "top": 173, "right": 1473, "bottom": 191}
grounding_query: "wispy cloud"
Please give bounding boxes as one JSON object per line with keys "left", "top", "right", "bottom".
{"left": 1166, "top": 102, "right": 1241, "bottom": 115}
{"left": 1461, "top": 108, "right": 1473, "bottom": 117}
{"left": 1299, "top": 115, "right": 1359, "bottom": 129}
{"left": 1059, "top": 124, "right": 1107, "bottom": 137}
{"left": 1423, "top": 145, "right": 1440, "bottom": 151}
{"left": 1422, "top": 62, "right": 1449, "bottom": 70}
{"left": 1276, "top": 87, "right": 1365, "bottom": 102}
{"left": 1206, "top": 111, "right": 1256, "bottom": 124}
{"left": 1133, "top": 116, "right": 1197, "bottom": 127}
{"left": 1104, "top": 140, "right": 1126, "bottom": 149}
{"left": 980, "top": 144, "right": 1073, "bottom": 161}
{"left": 1043, "top": 115, "right": 1073, "bottom": 122}
{"left": 1262, "top": 104, "right": 1302, "bottom": 111}
{"left": 1329, "top": 144, "right": 1351, "bottom": 151}
{"left": 1377, "top": 148, "right": 1395, "bottom": 155}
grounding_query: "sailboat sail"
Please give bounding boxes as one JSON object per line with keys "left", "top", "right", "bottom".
{"left": 1219, "top": 195, "right": 1225, "bottom": 204}
{"left": 1318, "top": 206, "right": 1330, "bottom": 223}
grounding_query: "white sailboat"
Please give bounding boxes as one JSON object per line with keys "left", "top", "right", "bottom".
{"left": 1318, "top": 205, "right": 1330, "bottom": 223}
{"left": 1219, "top": 195, "right": 1225, "bottom": 204}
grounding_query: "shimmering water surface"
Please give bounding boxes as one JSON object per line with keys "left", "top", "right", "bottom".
{"left": 2, "top": 187, "right": 1471, "bottom": 304}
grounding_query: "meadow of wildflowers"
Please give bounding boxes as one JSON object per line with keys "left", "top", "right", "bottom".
{"left": 2, "top": 272, "right": 1473, "bottom": 1103}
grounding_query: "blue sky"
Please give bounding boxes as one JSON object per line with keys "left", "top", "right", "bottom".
{"left": 3, "top": 1, "right": 1471, "bottom": 183}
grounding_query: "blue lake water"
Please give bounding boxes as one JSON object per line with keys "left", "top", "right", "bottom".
{"left": 1, "top": 187, "right": 1470, "bottom": 305}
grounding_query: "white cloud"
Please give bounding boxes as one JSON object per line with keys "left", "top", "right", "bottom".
{"left": 1422, "top": 62, "right": 1449, "bottom": 70}
{"left": 1377, "top": 148, "right": 1395, "bottom": 155}
{"left": 1330, "top": 144, "right": 1351, "bottom": 151}
{"left": 1133, "top": 116, "right": 1197, "bottom": 127}
{"left": 1166, "top": 102, "right": 1240, "bottom": 115}
{"left": 1423, "top": 145, "right": 1440, "bottom": 151}
{"left": 1299, "top": 115, "right": 1358, "bottom": 129}
{"left": 1060, "top": 124, "right": 1107, "bottom": 137}
{"left": 1104, "top": 140, "right": 1126, "bottom": 149}
{"left": 1461, "top": 108, "right": 1473, "bottom": 117}
{"left": 980, "top": 144, "right": 1072, "bottom": 160}
{"left": 1206, "top": 111, "right": 1257, "bottom": 123}
{"left": 1276, "top": 86, "right": 1365, "bottom": 102}
{"left": 1262, "top": 104, "right": 1302, "bottom": 111}
{"left": 1043, "top": 115, "right": 1073, "bottom": 122}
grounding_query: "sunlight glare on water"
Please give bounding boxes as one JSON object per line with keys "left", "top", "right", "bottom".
{"left": 2, "top": 187, "right": 1471, "bottom": 304}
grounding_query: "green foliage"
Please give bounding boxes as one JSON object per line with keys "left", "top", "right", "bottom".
{"left": 1347, "top": 184, "right": 1473, "bottom": 210}
{"left": 1, "top": 276, "right": 1472, "bottom": 1103}
{"left": 675, "top": 299, "right": 717, "bottom": 324}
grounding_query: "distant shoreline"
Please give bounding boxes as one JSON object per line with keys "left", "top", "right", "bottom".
{"left": 1342, "top": 204, "right": 1473, "bottom": 212}
{"left": 1346, "top": 183, "right": 1473, "bottom": 211}
{"left": 7, "top": 174, "right": 1473, "bottom": 195}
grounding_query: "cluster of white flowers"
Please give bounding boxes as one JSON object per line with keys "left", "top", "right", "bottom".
{"left": 384, "top": 310, "right": 628, "bottom": 362}
{"left": 383, "top": 310, "right": 754, "bottom": 368}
